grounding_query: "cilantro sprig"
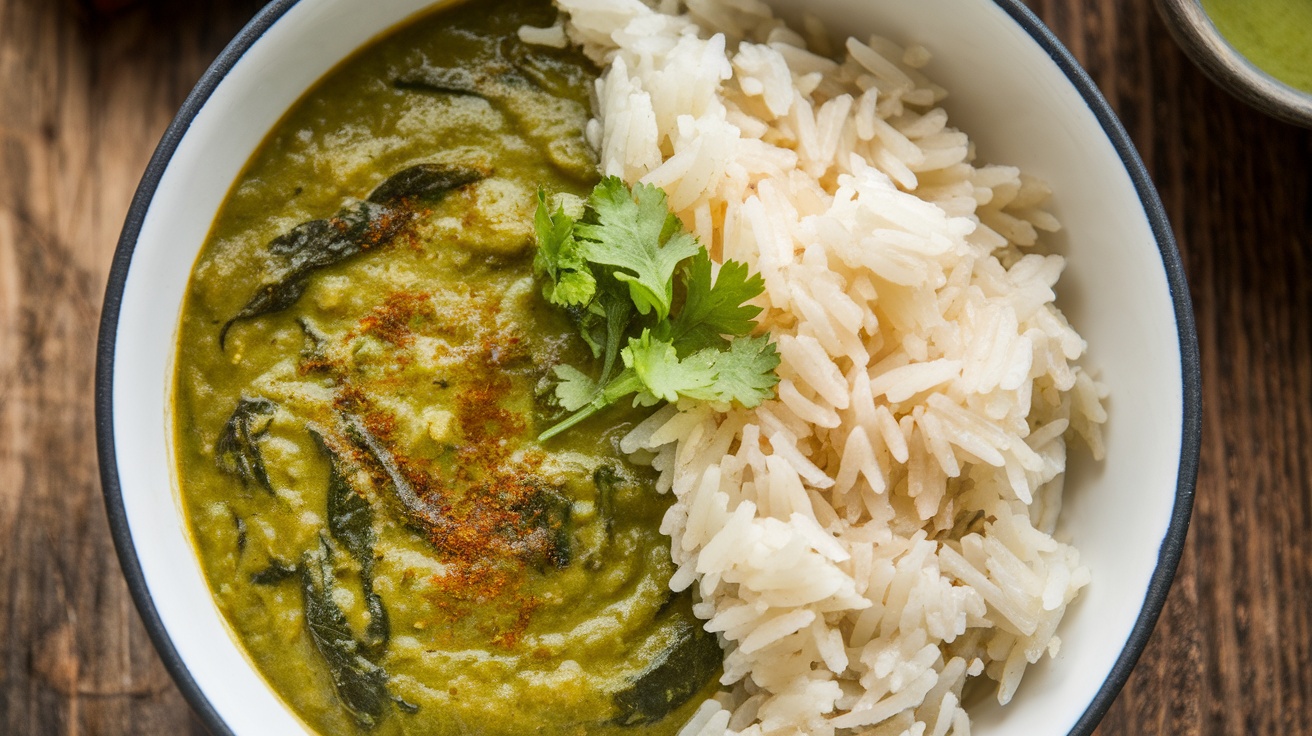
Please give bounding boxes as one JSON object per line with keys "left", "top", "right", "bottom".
{"left": 533, "top": 177, "right": 780, "bottom": 441}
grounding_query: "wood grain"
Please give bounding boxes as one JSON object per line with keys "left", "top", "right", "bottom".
{"left": 0, "top": 1, "right": 263, "bottom": 733}
{"left": 0, "top": 0, "right": 1308, "bottom": 734}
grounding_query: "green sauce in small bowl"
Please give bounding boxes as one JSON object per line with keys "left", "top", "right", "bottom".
{"left": 1201, "top": 0, "right": 1312, "bottom": 93}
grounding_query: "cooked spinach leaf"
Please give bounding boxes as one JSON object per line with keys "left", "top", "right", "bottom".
{"left": 341, "top": 413, "right": 449, "bottom": 533}
{"left": 220, "top": 201, "right": 397, "bottom": 347}
{"left": 221, "top": 164, "right": 485, "bottom": 347}
{"left": 592, "top": 464, "right": 621, "bottom": 541}
{"left": 317, "top": 433, "right": 376, "bottom": 566}
{"left": 250, "top": 559, "right": 298, "bottom": 585}
{"left": 611, "top": 613, "right": 722, "bottom": 727}
{"left": 397, "top": 32, "right": 594, "bottom": 107}
{"left": 394, "top": 66, "right": 489, "bottom": 98}
{"left": 296, "top": 317, "right": 331, "bottom": 368}
{"left": 231, "top": 507, "right": 248, "bottom": 554}
{"left": 366, "top": 162, "right": 485, "bottom": 207}
{"left": 312, "top": 428, "right": 390, "bottom": 655}
{"left": 515, "top": 487, "right": 573, "bottom": 570}
{"left": 302, "top": 539, "right": 390, "bottom": 729}
{"left": 503, "top": 40, "right": 597, "bottom": 106}
{"left": 360, "top": 588, "right": 390, "bottom": 659}
{"left": 395, "top": 53, "right": 597, "bottom": 182}
{"left": 392, "top": 695, "right": 421, "bottom": 714}
{"left": 215, "top": 397, "right": 276, "bottom": 492}
{"left": 343, "top": 412, "right": 572, "bottom": 569}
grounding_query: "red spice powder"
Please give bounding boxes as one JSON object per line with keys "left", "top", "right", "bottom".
{"left": 325, "top": 284, "right": 559, "bottom": 648}
{"left": 358, "top": 290, "right": 436, "bottom": 348}
{"left": 418, "top": 336, "right": 550, "bottom": 647}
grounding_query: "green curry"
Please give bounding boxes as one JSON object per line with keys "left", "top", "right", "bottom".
{"left": 171, "top": 0, "right": 721, "bottom": 733}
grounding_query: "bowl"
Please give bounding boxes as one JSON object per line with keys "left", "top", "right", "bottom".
{"left": 1154, "top": 0, "right": 1312, "bottom": 127}
{"left": 95, "top": 0, "right": 1200, "bottom": 733}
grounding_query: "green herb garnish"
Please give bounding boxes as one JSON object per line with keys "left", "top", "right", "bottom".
{"left": 533, "top": 177, "right": 780, "bottom": 441}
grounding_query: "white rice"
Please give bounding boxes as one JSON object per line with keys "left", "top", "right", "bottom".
{"left": 531, "top": 2, "right": 1108, "bottom": 733}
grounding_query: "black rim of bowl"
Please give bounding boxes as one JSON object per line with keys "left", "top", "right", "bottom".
{"left": 94, "top": 1, "right": 1201, "bottom": 734}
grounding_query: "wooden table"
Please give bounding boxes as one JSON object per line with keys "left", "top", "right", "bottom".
{"left": 1, "top": 0, "right": 1308, "bottom": 733}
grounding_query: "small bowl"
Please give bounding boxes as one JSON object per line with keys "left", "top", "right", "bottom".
{"left": 95, "top": 0, "right": 1201, "bottom": 734}
{"left": 1154, "top": 0, "right": 1312, "bottom": 127}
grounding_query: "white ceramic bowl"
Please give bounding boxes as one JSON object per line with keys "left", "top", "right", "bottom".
{"left": 96, "top": 0, "right": 1200, "bottom": 734}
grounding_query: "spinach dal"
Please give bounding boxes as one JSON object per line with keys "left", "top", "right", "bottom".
{"left": 171, "top": 1, "right": 720, "bottom": 733}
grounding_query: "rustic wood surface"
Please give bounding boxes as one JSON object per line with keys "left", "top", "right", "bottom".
{"left": 0, "top": 0, "right": 1307, "bottom": 733}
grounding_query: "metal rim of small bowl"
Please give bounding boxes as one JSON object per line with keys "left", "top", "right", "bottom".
{"left": 94, "top": 1, "right": 1202, "bottom": 735}
{"left": 1154, "top": 0, "right": 1312, "bottom": 128}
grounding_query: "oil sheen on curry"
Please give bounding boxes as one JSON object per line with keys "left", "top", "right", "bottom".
{"left": 171, "top": 1, "right": 720, "bottom": 733}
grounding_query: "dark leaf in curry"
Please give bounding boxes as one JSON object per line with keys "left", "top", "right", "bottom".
{"left": 250, "top": 559, "right": 298, "bottom": 585}
{"left": 394, "top": 66, "right": 489, "bottom": 98}
{"left": 314, "top": 430, "right": 377, "bottom": 567}
{"left": 392, "top": 695, "right": 421, "bottom": 714}
{"left": 396, "top": 57, "right": 597, "bottom": 182}
{"left": 311, "top": 427, "right": 390, "bottom": 655}
{"left": 341, "top": 412, "right": 449, "bottom": 533}
{"left": 366, "top": 163, "right": 486, "bottom": 207}
{"left": 231, "top": 507, "right": 248, "bottom": 554}
{"left": 514, "top": 487, "right": 573, "bottom": 570}
{"left": 343, "top": 412, "right": 574, "bottom": 569}
{"left": 361, "top": 588, "right": 390, "bottom": 658}
{"left": 502, "top": 37, "right": 598, "bottom": 107}
{"left": 221, "top": 164, "right": 485, "bottom": 347}
{"left": 220, "top": 202, "right": 394, "bottom": 347}
{"left": 592, "top": 464, "right": 620, "bottom": 541}
{"left": 611, "top": 611, "right": 722, "bottom": 727}
{"left": 302, "top": 539, "right": 390, "bottom": 729}
{"left": 296, "top": 317, "right": 332, "bottom": 371}
{"left": 215, "top": 396, "right": 276, "bottom": 493}
{"left": 267, "top": 201, "right": 394, "bottom": 266}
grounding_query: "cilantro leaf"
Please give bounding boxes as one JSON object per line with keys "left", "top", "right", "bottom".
{"left": 531, "top": 179, "right": 780, "bottom": 442}
{"left": 533, "top": 191, "right": 595, "bottom": 307}
{"left": 637, "top": 335, "right": 779, "bottom": 407}
{"left": 701, "top": 335, "right": 781, "bottom": 407}
{"left": 552, "top": 364, "right": 600, "bottom": 412}
{"left": 537, "top": 368, "right": 643, "bottom": 441}
{"left": 660, "top": 250, "right": 765, "bottom": 356}
{"left": 574, "top": 178, "right": 700, "bottom": 321}
{"left": 621, "top": 330, "right": 717, "bottom": 405}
